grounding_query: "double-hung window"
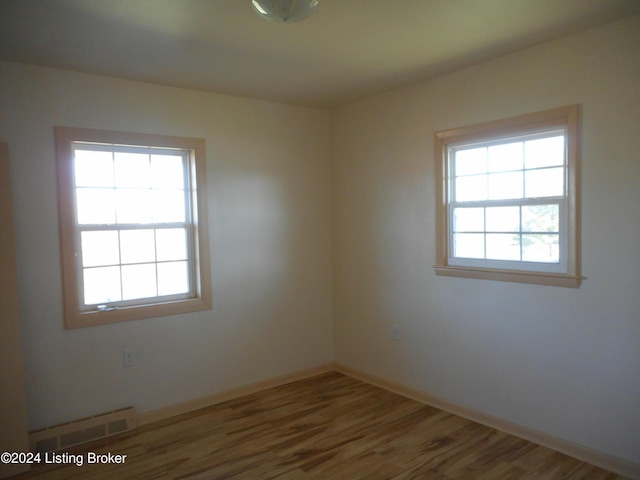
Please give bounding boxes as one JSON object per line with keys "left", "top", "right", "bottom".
{"left": 434, "top": 105, "right": 580, "bottom": 287}
{"left": 56, "top": 127, "right": 212, "bottom": 328}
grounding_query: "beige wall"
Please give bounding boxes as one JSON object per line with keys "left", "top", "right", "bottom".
{"left": 0, "top": 62, "right": 334, "bottom": 430}
{"left": 0, "top": 142, "right": 30, "bottom": 477}
{"left": 332, "top": 16, "right": 640, "bottom": 465}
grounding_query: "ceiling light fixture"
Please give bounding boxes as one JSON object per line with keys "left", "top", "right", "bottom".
{"left": 251, "top": 0, "right": 319, "bottom": 23}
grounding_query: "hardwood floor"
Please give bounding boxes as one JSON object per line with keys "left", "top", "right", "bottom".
{"left": 14, "top": 372, "right": 628, "bottom": 479}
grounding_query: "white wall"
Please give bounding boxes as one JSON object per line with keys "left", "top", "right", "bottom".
{"left": 331, "top": 16, "right": 640, "bottom": 465}
{"left": 0, "top": 62, "right": 334, "bottom": 430}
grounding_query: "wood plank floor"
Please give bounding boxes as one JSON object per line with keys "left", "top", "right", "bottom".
{"left": 14, "top": 372, "right": 628, "bottom": 479}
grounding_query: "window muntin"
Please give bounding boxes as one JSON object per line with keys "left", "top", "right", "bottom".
{"left": 56, "top": 127, "right": 212, "bottom": 328}
{"left": 73, "top": 144, "right": 194, "bottom": 309}
{"left": 448, "top": 130, "right": 566, "bottom": 273}
{"left": 434, "top": 105, "right": 580, "bottom": 288}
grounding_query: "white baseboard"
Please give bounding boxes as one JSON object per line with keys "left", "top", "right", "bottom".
{"left": 334, "top": 363, "right": 640, "bottom": 480}
{"left": 137, "top": 363, "right": 336, "bottom": 426}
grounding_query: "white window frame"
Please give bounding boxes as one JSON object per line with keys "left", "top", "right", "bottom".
{"left": 56, "top": 127, "right": 212, "bottom": 328}
{"left": 434, "top": 105, "right": 581, "bottom": 288}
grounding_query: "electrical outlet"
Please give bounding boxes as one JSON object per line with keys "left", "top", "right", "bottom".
{"left": 123, "top": 348, "right": 136, "bottom": 368}
{"left": 392, "top": 324, "right": 400, "bottom": 341}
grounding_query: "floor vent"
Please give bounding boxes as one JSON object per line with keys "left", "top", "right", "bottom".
{"left": 29, "top": 407, "right": 137, "bottom": 453}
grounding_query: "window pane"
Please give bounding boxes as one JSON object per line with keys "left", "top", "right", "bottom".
{"left": 522, "top": 234, "right": 559, "bottom": 263}
{"left": 455, "top": 175, "right": 487, "bottom": 201}
{"left": 522, "top": 234, "right": 560, "bottom": 263}
{"left": 76, "top": 188, "right": 116, "bottom": 224}
{"left": 158, "top": 261, "right": 189, "bottom": 296}
{"left": 454, "top": 233, "right": 484, "bottom": 258}
{"left": 525, "top": 135, "right": 564, "bottom": 169}
{"left": 156, "top": 228, "right": 187, "bottom": 261}
{"left": 488, "top": 142, "right": 523, "bottom": 172}
{"left": 486, "top": 233, "right": 520, "bottom": 261}
{"left": 81, "top": 231, "right": 119, "bottom": 267}
{"left": 486, "top": 206, "right": 520, "bottom": 232}
{"left": 152, "top": 190, "right": 186, "bottom": 223}
{"left": 120, "top": 229, "right": 155, "bottom": 264}
{"left": 525, "top": 167, "right": 564, "bottom": 198}
{"left": 522, "top": 204, "right": 559, "bottom": 232}
{"left": 116, "top": 189, "right": 153, "bottom": 223}
{"left": 487, "top": 171, "right": 523, "bottom": 200}
{"left": 83, "top": 266, "right": 121, "bottom": 305}
{"left": 121, "top": 264, "right": 157, "bottom": 300}
{"left": 455, "top": 147, "right": 487, "bottom": 176}
{"left": 151, "top": 155, "right": 184, "bottom": 189}
{"left": 114, "top": 152, "right": 151, "bottom": 188}
{"left": 453, "top": 207, "right": 484, "bottom": 232}
{"left": 75, "top": 150, "right": 114, "bottom": 187}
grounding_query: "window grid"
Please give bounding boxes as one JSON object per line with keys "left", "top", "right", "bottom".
{"left": 449, "top": 201, "right": 563, "bottom": 264}
{"left": 445, "top": 129, "right": 568, "bottom": 273}
{"left": 79, "top": 227, "right": 193, "bottom": 307}
{"left": 72, "top": 144, "right": 195, "bottom": 310}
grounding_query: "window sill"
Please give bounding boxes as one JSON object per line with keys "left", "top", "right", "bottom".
{"left": 66, "top": 297, "right": 212, "bottom": 329}
{"left": 434, "top": 265, "right": 582, "bottom": 288}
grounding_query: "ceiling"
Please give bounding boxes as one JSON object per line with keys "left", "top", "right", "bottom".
{"left": 1, "top": 0, "right": 639, "bottom": 108}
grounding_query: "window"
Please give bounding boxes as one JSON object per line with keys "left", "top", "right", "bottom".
{"left": 56, "top": 127, "right": 212, "bottom": 328}
{"left": 434, "top": 105, "right": 581, "bottom": 288}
